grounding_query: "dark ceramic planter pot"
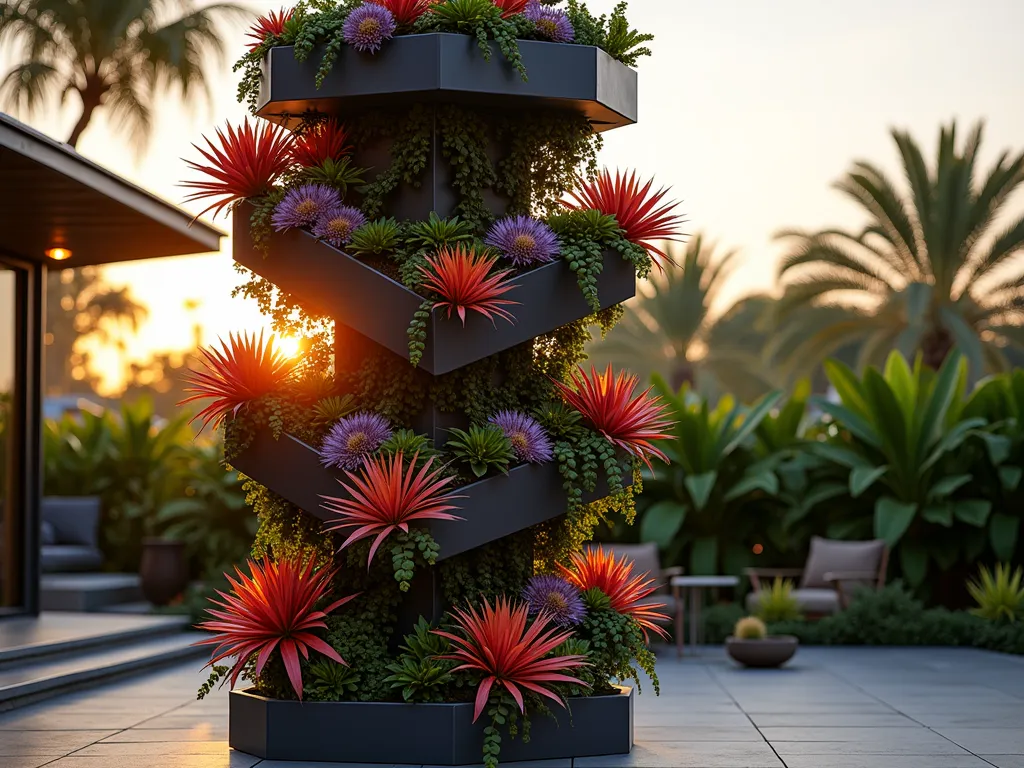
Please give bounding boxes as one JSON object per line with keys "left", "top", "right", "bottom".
{"left": 230, "top": 685, "right": 634, "bottom": 764}
{"left": 725, "top": 636, "right": 799, "bottom": 668}
{"left": 138, "top": 538, "right": 189, "bottom": 606}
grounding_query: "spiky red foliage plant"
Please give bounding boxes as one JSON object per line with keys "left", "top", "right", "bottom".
{"left": 322, "top": 451, "right": 464, "bottom": 567}
{"left": 179, "top": 331, "right": 296, "bottom": 434}
{"left": 552, "top": 363, "right": 673, "bottom": 470}
{"left": 564, "top": 169, "right": 684, "bottom": 270}
{"left": 246, "top": 7, "right": 293, "bottom": 51}
{"left": 182, "top": 120, "right": 293, "bottom": 218}
{"left": 492, "top": 0, "right": 530, "bottom": 17}
{"left": 290, "top": 118, "right": 351, "bottom": 167}
{"left": 417, "top": 244, "right": 520, "bottom": 326}
{"left": 558, "top": 546, "right": 670, "bottom": 640}
{"left": 195, "top": 557, "right": 357, "bottom": 700}
{"left": 370, "top": 0, "right": 431, "bottom": 26}
{"left": 434, "top": 596, "right": 590, "bottom": 721}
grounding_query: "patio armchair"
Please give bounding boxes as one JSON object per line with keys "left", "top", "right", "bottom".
{"left": 745, "top": 536, "right": 888, "bottom": 616}
{"left": 587, "top": 542, "right": 683, "bottom": 620}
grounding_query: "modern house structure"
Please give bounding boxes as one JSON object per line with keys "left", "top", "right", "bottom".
{"left": 0, "top": 113, "right": 222, "bottom": 617}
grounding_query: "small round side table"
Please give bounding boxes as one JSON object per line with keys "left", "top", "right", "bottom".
{"left": 671, "top": 575, "right": 740, "bottom": 657}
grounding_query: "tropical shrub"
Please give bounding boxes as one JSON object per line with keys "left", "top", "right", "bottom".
{"left": 636, "top": 379, "right": 784, "bottom": 574}
{"left": 806, "top": 352, "right": 996, "bottom": 589}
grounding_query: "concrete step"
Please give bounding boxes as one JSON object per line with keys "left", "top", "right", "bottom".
{"left": 0, "top": 632, "right": 207, "bottom": 711}
{"left": 40, "top": 573, "right": 143, "bottom": 612}
{"left": 0, "top": 613, "right": 190, "bottom": 666}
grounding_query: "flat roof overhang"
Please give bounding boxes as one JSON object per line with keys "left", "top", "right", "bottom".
{"left": 0, "top": 113, "right": 222, "bottom": 268}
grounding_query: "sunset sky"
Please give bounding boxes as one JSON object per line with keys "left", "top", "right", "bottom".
{"left": 5, "top": 0, "right": 1024, "bottom": 392}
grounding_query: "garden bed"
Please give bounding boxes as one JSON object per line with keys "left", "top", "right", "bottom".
{"left": 230, "top": 685, "right": 633, "bottom": 764}
{"left": 233, "top": 213, "right": 637, "bottom": 375}
{"left": 230, "top": 427, "right": 631, "bottom": 561}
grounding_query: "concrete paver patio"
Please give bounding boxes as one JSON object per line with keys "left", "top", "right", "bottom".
{"left": 0, "top": 646, "right": 1021, "bottom": 768}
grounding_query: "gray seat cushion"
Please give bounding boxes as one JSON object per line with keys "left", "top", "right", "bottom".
{"left": 42, "top": 497, "right": 101, "bottom": 547}
{"left": 746, "top": 588, "right": 840, "bottom": 615}
{"left": 41, "top": 545, "right": 104, "bottom": 573}
{"left": 801, "top": 537, "right": 885, "bottom": 589}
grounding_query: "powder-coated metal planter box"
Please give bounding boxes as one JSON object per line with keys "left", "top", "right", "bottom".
{"left": 230, "top": 427, "right": 630, "bottom": 562}
{"left": 256, "top": 34, "right": 638, "bottom": 131}
{"left": 230, "top": 685, "right": 633, "bottom": 764}
{"left": 233, "top": 214, "right": 637, "bottom": 376}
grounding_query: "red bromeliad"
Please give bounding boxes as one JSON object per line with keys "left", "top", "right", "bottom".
{"left": 179, "top": 332, "right": 295, "bottom": 433}
{"left": 553, "top": 363, "right": 673, "bottom": 469}
{"left": 434, "top": 596, "right": 590, "bottom": 722}
{"left": 564, "top": 169, "right": 684, "bottom": 270}
{"left": 558, "top": 546, "right": 670, "bottom": 640}
{"left": 371, "top": 0, "right": 432, "bottom": 26}
{"left": 182, "top": 119, "right": 293, "bottom": 218}
{"left": 321, "top": 451, "right": 464, "bottom": 567}
{"left": 418, "top": 244, "right": 520, "bottom": 326}
{"left": 246, "top": 8, "right": 293, "bottom": 51}
{"left": 492, "top": 0, "right": 530, "bottom": 17}
{"left": 290, "top": 118, "right": 351, "bottom": 167}
{"left": 195, "top": 557, "right": 357, "bottom": 700}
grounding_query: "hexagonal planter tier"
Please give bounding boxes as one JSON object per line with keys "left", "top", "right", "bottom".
{"left": 230, "top": 685, "right": 634, "bottom": 764}
{"left": 255, "top": 34, "right": 638, "bottom": 131}
{"left": 234, "top": 214, "right": 637, "bottom": 376}
{"left": 230, "top": 427, "right": 631, "bottom": 562}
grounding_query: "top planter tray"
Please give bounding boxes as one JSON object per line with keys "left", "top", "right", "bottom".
{"left": 256, "top": 34, "right": 638, "bottom": 131}
{"left": 234, "top": 214, "right": 637, "bottom": 376}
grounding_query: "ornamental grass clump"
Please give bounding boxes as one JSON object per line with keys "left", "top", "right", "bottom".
{"left": 321, "top": 451, "right": 463, "bottom": 566}
{"left": 553, "top": 363, "right": 674, "bottom": 470}
{"left": 418, "top": 245, "right": 520, "bottom": 325}
{"left": 968, "top": 564, "right": 1024, "bottom": 622}
{"left": 756, "top": 578, "right": 802, "bottom": 623}
{"left": 565, "top": 169, "right": 685, "bottom": 270}
{"left": 559, "top": 546, "right": 669, "bottom": 639}
{"left": 180, "top": 331, "right": 295, "bottom": 433}
{"left": 182, "top": 120, "right": 293, "bottom": 218}
{"left": 195, "top": 556, "right": 357, "bottom": 700}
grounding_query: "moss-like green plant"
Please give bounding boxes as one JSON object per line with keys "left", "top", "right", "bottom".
{"left": 756, "top": 578, "right": 802, "bottom": 623}
{"left": 446, "top": 424, "right": 515, "bottom": 478}
{"left": 969, "top": 564, "right": 1024, "bottom": 622}
{"left": 734, "top": 616, "right": 768, "bottom": 640}
{"left": 348, "top": 217, "right": 401, "bottom": 257}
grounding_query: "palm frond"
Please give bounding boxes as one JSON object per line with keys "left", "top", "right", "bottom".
{"left": 0, "top": 60, "right": 61, "bottom": 113}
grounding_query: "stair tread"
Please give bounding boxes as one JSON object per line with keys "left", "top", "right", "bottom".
{"left": 0, "top": 613, "right": 190, "bottom": 663}
{"left": 0, "top": 633, "right": 205, "bottom": 698}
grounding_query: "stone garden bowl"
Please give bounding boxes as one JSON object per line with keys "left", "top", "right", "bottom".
{"left": 725, "top": 635, "right": 799, "bottom": 668}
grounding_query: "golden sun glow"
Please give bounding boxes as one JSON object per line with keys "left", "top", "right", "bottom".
{"left": 276, "top": 335, "right": 304, "bottom": 359}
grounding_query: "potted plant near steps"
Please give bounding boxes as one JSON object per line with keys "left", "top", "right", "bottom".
{"left": 726, "top": 617, "right": 799, "bottom": 668}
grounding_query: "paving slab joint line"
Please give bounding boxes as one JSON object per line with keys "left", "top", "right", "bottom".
{"left": 702, "top": 659, "right": 790, "bottom": 768}
{"left": 815, "top": 662, "right": 1006, "bottom": 768}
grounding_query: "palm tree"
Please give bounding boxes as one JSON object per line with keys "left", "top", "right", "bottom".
{"left": 776, "top": 120, "right": 1024, "bottom": 375}
{"left": 0, "top": 0, "right": 246, "bottom": 149}
{"left": 588, "top": 235, "right": 787, "bottom": 400}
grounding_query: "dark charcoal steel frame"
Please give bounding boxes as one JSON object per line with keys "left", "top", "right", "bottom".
{"left": 257, "top": 34, "right": 638, "bottom": 131}
{"left": 230, "top": 685, "right": 633, "bottom": 764}
{"left": 233, "top": 214, "right": 637, "bottom": 376}
{"left": 230, "top": 428, "right": 631, "bottom": 562}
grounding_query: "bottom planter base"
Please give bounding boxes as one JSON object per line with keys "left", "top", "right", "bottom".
{"left": 230, "top": 686, "right": 634, "bottom": 764}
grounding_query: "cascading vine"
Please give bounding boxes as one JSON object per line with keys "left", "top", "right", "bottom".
{"left": 180, "top": 2, "right": 682, "bottom": 765}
